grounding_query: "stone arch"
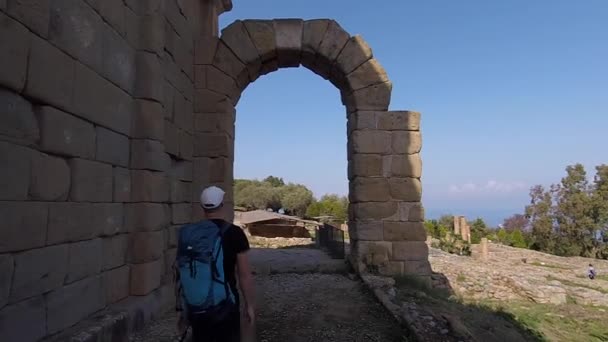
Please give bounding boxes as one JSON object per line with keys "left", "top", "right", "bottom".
{"left": 193, "top": 19, "right": 429, "bottom": 279}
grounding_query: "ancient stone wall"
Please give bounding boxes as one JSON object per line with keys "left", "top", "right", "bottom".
{"left": 0, "top": 1, "right": 197, "bottom": 340}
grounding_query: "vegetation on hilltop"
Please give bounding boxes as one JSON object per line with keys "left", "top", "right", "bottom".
{"left": 234, "top": 176, "right": 348, "bottom": 223}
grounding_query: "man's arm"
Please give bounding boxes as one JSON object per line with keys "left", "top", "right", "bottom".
{"left": 237, "top": 251, "right": 255, "bottom": 322}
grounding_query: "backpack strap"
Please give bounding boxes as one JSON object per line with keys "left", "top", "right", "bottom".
{"left": 211, "top": 220, "right": 234, "bottom": 302}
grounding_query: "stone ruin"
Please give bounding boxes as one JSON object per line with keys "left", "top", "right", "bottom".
{"left": 0, "top": 0, "right": 429, "bottom": 340}
{"left": 453, "top": 215, "right": 471, "bottom": 243}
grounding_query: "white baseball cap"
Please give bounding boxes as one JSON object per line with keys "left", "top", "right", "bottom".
{"left": 200, "top": 186, "right": 225, "bottom": 209}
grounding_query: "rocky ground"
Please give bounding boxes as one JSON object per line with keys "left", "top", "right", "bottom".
{"left": 431, "top": 243, "right": 608, "bottom": 306}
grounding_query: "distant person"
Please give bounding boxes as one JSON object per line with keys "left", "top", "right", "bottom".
{"left": 175, "top": 186, "right": 255, "bottom": 342}
{"left": 588, "top": 264, "right": 596, "bottom": 280}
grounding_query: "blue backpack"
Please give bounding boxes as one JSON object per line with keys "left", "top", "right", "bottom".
{"left": 175, "top": 220, "right": 236, "bottom": 322}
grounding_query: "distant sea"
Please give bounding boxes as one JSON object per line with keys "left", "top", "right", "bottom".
{"left": 424, "top": 207, "right": 524, "bottom": 228}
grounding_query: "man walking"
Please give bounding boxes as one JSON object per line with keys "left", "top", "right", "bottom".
{"left": 175, "top": 186, "right": 255, "bottom": 342}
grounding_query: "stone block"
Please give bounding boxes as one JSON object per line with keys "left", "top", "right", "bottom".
{"left": 335, "top": 35, "right": 373, "bottom": 75}
{"left": 343, "top": 82, "right": 392, "bottom": 113}
{"left": 355, "top": 241, "right": 392, "bottom": 267}
{"left": 350, "top": 130, "right": 391, "bottom": 155}
{"left": 130, "top": 259, "right": 162, "bottom": 296}
{"left": 243, "top": 20, "right": 276, "bottom": 63}
{"left": 73, "top": 62, "right": 133, "bottom": 135}
{"left": 350, "top": 177, "right": 391, "bottom": 202}
{"left": 194, "top": 89, "right": 232, "bottom": 113}
{"left": 25, "top": 35, "right": 75, "bottom": 111}
{"left": 377, "top": 111, "right": 420, "bottom": 131}
{"left": 392, "top": 131, "right": 422, "bottom": 155}
{"left": 101, "top": 22, "right": 135, "bottom": 93}
{"left": 221, "top": 20, "right": 261, "bottom": 81}
{"left": 383, "top": 222, "right": 426, "bottom": 242}
{"left": 388, "top": 178, "right": 422, "bottom": 202}
{"left": 273, "top": 19, "right": 303, "bottom": 68}
{"left": 125, "top": 203, "right": 170, "bottom": 232}
{"left": 347, "top": 111, "right": 377, "bottom": 135}
{"left": 124, "top": 0, "right": 162, "bottom": 15}
{"left": 0, "top": 88, "right": 38, "bottom": 146}
{"left": 69, "top": 158, "right": 113, "bottom": 202}
{"left": 47, "top": 202, "right": 96, "bottom": 244}
{"left": 139, "top": 13, "right": 164, "bottom": 53}
{"left": 194, "top": 111, "right": 234, "bottom": 135}
{"left": 102, "top": 265, "right": 130, "bottom": 305}
{"left": 173, "top": 91, "right": 193, "bottom": 133}
{"left": 169, "top": 160, "right": 193, "bottom": 181}
{"left": 205, "top": 65, "right": 241, "bottom": 101}
{"left": 314, "top": 20, "right": 349, "bottom": 78}
{"left": 30, "top": 151, "right": 70, "bottom": 201}
{"left": 6, "top": 0, "right": 50, "bottom": 38}
{"left": 346, "top": 58, "right": 388, "bottom": 92}
{"left": 404, "top": 260, "right": 432, "bottom": 276}
{"left": 49, "top": 0, "right": 103, "bottom": 71}
{"left": 92, "top": 203, "right": 124, "bottom": 236}
{"left": 379, "top": 261, "right": 405, "bottom": 276}
{"left": 66, "top": 239, "right": 103, "bottom": 284}
{"left": 0, "top": 141, "right": 31, "bottom": 200}
{"left": 46, "top": 275, "right": 104, "bottom": 334}
{"left": 167, "top": 226, "right": 180, "bottom": 248}
{"left": 195, "top": 64, "right": 206, "bottom": 89}
{"left": 212, "top": 41, "right": 248, "bottom": 86}
{"left": 178, "top": 130, "right": 194, "bottom": 160}
{"left": 129, "top": 231, "right": 164, "bottom": 263}
{"left": 392, "top": 241, "right": 429, "bottom": 261}
{"left": 130, "top": 139, "right": 170, "bottom": 171}
{"left": 348, "top": 154, "right": 382, "bottom": 179}
{"left": 130, "top": 170, "right": 169, "bottom": 202}
{"left": 164, "top": 120, "right": 179, "bottom": 156}
{"left": 10, "top": 244, "right": 68, "bottom": 303}
{"left": 209, "top": 157, "right": 230, "bottom": 183}
{"left": 38, "top": 106, "right": 96, "bottom": 158}
{"left": 113, "top": 167, "right": 131, "bottom": 202}
{"left": 170, "top": 180, "right": 190, "bottom": 203}
{"left": 194, "top": 132, "right": 230, "bottom": 157}
{"left": 0, "top": 254, "right": 14, "bottom": 309}
{"left": 132, "top": 100, "right": 164, "bottom": 140}
{"left": 0, "top": 202, "right": 47, "bottom": 253}
{"left": 135, "top": 51, "right": 163, "bottom": 101}
{"left": 350, "top": 220, "right": 383, "bottom": 241}
{"left": 301, "top": 19, "right": 330, "bottom": 68}
{"left": 99, "top": 0, "right": 125, "bottom": 35}
{"left": 383, "top": 154, "right": 422, "bottom": 178}
{"left": 172, "top": 203, "right": 191, "bottom": 224}
{"left": 408, "top": 203, "right": 424, "bottom": 222}
{"left": 0, "top": 296, "right": 46, "bottom": 342}
{"left": 124, "top": 6, "right": 139, "bottom": 48}
{"left": 96, "top": 126, "right": 130, "bottom": 167}
{"left": 350, "top": 202, "right": 397, "bottom": 221}
{"left": 164, "top": 248, "right": 177, "bottom": 276}
{"left": 194, "top": 36, "right": 219, "bottom": 65}
{"left": 102, "top": 234, "right": 128, "bottom": 271}
{"left": 0, "top": 12, "right": 30, "bottom": 91}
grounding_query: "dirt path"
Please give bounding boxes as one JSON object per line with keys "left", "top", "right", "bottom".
{"left": 130, "top": 250, "right": 408, "bottom": 342}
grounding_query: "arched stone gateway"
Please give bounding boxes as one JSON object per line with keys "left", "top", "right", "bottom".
{"left": 193, "top": 19, "right": 430, "bottom": 278}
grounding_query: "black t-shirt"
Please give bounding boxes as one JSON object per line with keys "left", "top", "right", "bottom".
{"left": 211, "top": 219, "right": 250, "bottom": 304}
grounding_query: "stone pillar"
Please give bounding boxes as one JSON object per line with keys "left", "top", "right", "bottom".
{"left": 480, "top": 237, "right": 489, "bottom": 260}
{"left": 453, "top": 215, "right": 461, "bottom": 235}
{"left": 458, "top": 216, "right": 469, "bottom": 242}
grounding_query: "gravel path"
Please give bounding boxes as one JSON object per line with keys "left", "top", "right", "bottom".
{"left": 130, "top": 273, "right": 408, "bottom": 342}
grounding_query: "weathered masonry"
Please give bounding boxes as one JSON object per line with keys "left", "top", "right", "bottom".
{"left": 0, "top": 0, "right": 429, "bottom": 340}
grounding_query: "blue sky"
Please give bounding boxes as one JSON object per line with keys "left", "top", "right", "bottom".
{"left": 219, "top": 1, "right": 608, "bottom": 226}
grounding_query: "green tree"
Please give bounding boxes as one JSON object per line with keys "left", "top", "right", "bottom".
{"left": 470, "top": 218, "right": 489, "bottom": 244}
{"left": 280, "top": 183, "right": 313, "bottom": 217}
{"left": 553, "top": 164, "right": 596, "bottom": 257}
{"left": 496, "top": 228, "right": 509, "bottom": 244}
{"left": 263, "top": 176, "right": 285, "bottom": 187}
{"left": 525, "top": 185, "right": 555, "bottom": 253}
{"left": 306, "top": 194, "right": 348, "bottom": 223}
{"left": 510, "top": 229, "right": 527, "bottom": 248}
{"left": 592, "top": 165, "right": 608, "bottom": 245}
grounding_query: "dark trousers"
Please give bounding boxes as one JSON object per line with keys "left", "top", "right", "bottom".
{"left": 190, "top": 309, "right": 241, "bottom": 342}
